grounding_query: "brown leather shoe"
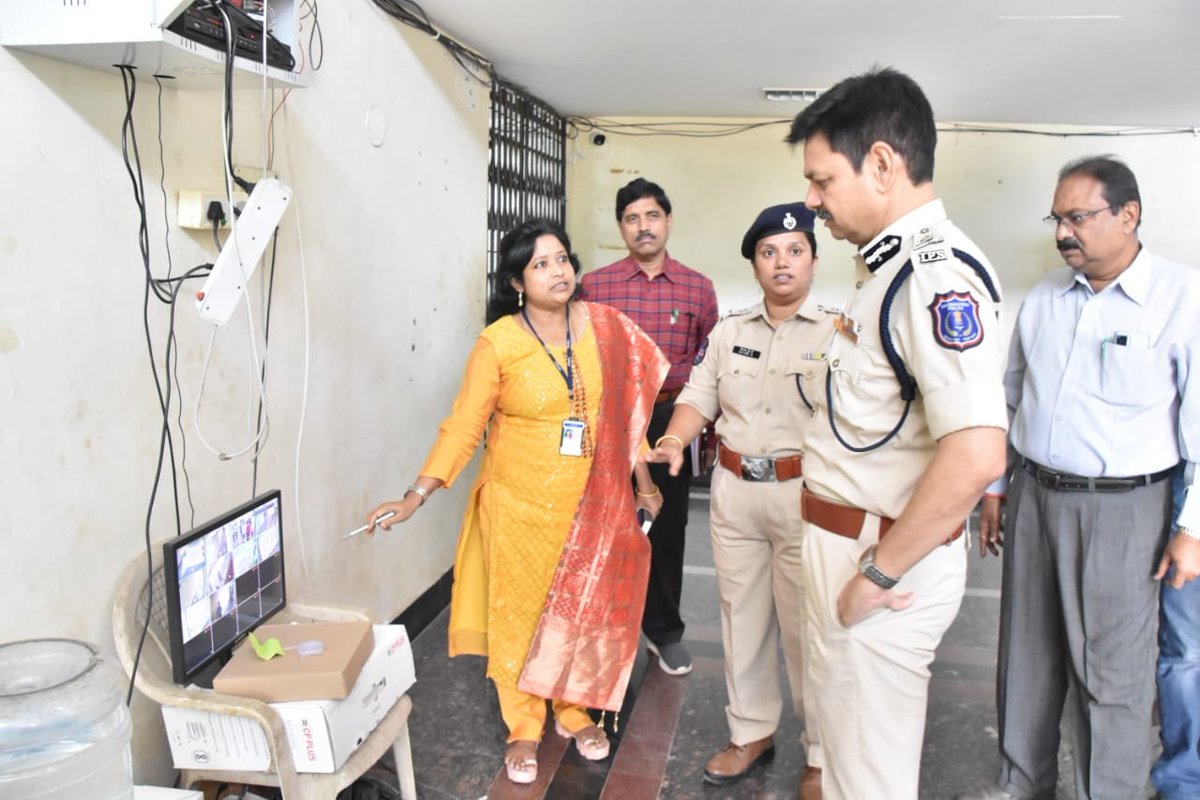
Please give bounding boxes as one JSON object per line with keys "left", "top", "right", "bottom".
{"left": 702, "top": 736, "right": 775, "bottom": 785}
{"left": 799, "top": 765, "right": 822, "bottom": 800}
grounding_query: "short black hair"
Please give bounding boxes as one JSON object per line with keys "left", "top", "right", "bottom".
{"left": 615, "top": 178, "right": 672, "bottom": 221}
{"left": 1058, "top": 155, "right": 1143, "bottom": 228}
{"left": 786, "top": 66, "right": 937, "bottom": 185}
{"left": 485, "top": 219, "right": 583, "bottom": 324}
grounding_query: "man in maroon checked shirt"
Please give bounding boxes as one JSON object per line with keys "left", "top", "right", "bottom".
{"left": 581, "top": 178, "right": 719, "bottom": 675}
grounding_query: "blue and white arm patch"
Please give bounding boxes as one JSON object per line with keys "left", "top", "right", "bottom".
{"left": 928, "top": 291, "right": 984, "bottom": 351}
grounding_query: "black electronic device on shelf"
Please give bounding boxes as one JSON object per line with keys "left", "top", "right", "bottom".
{"left": 168, "top": 1, "right": 296, "bottom": 73}
{"left": 162, "top": 490, "right": 287, "bottom": 687}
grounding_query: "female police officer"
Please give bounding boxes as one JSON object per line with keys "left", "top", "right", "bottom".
{"left": 645, "top": 202, "right": 834, "bottom": 795}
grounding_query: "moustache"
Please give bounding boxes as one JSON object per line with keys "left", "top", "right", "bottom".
{"left": 813, "top": 208, "right": 832, "bottom": 221}
{"left": 1057, "top": 238, "right": 1081, "bottom": 251}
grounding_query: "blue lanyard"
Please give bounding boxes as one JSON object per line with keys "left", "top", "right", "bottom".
{"left": 521, "top": 304, "right": 574, "bottom": 399}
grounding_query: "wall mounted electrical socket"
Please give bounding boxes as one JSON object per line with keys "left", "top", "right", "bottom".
{"left": 178, "top": 188, "right": 248, "bottom": 230}
{"left": 195, "top": 179, "right": 291, "bottom": 325}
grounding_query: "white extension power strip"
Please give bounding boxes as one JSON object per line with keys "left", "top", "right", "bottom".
{"left": 195, "top": 178, "right": 292, "bottom": 325}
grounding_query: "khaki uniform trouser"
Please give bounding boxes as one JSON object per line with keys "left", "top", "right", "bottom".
{"left": 800, "top": 515, "right": 966, "bottom": 800}
{"left": 710, "top": 465, "right": 821, "bottom": 767}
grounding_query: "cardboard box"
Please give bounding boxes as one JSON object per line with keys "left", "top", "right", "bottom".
{"left": 162, "top": 624, "right": 416, "bottom": 774}
{"left": 212, "top": 619, "right": 374, "bottom": 702}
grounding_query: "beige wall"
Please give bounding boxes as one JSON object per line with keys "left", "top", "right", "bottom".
{"left": 0, "top": 3, "right": 488, "bottom": 783}
{"left": 567, "top": 117, "right": 1200, "bottom": 320}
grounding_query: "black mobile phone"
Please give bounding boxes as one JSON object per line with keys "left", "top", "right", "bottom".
{"left": 637, "top": 507, "right": 654, "bottom": 533}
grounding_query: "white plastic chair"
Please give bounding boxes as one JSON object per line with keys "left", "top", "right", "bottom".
{"left": 112, "top": 546, "right": 417, "bottom": 799}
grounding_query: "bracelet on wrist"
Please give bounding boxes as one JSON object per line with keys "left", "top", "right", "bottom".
{"left": 636, "top": 485, "right": 661, "bottom": 498}
{"left": 1177, "top": 525, "right": 1199, "bottom": 541}
{"left": 404, "top": 483, "right": 429, "bottom": 506}
{"left": 655, "top": 434, "right": 685, "bottom": 450}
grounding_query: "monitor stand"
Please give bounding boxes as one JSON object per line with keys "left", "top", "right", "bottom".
{"left": 188, "top": 651, "right": 232, "bottom": 690}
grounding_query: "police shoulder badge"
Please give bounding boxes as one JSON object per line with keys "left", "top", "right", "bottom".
{"left": 862, "top": 235, "right": 902, "bottom": 270}
{"left": 913, "top": 226, "right": 945, "bottom": 251}
{"left": 928, "top": 291, "right": 984, "bottom": 351}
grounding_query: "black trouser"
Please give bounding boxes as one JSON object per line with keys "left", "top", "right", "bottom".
{"left": 641, "top": 399, "right": 691, "bottom": 646}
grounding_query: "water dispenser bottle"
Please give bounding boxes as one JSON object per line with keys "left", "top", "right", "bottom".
{"left": 0, "top": 639, "right": 133, "bottom": 800}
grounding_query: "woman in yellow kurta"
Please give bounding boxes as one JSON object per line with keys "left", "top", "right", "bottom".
{"left": 365, "top": 219, "right": 669, "bottom": 784}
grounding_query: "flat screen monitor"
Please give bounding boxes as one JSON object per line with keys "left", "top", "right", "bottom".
{"left": 162, "top": 490, "right": 286, "bottom": 686}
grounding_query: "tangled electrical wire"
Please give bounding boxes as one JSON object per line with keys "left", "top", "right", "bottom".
{"left": 569, "top": 117, "right": 790, "bottom": 139}
{"left": 367, "top": 0, "right": 492, "bottom": 85}
{"left": 299, "top": 0, "right": 324, "bottom": 71}
{"left": 568, "top": 115, "right": 1199, "bottom": 141}
{"left": 117, "top": 64, "right": 216, "bottom": 704}
{"left": 938, "top": 123, "right": 1199, "bottom": 138}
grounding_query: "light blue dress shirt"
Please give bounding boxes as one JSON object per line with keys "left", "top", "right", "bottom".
{"left": 991, "top": 247, "right": 1200, "bottom": 530}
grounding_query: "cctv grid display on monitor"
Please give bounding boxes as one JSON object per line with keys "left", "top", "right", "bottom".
{"left": 168, "top": 491, "right": 285, "bottom": 683}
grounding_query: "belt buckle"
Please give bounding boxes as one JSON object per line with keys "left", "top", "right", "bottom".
{"left": 1036, "top": 465, "right": 1061, "bottom": 490}
{"left": 740, "top": 456, "right": 775, "bottom": 482}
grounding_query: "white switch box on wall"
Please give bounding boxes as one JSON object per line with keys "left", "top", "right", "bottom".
{"left": 178, "top": 188, "right": 248, "bottom": 230}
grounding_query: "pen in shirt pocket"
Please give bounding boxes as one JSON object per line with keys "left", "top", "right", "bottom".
{"left": 1111, "top": 331, "right": 1150, "bottom": 348}
{"left": 1101, "top": 331, "right": 1150, "bottom": 363}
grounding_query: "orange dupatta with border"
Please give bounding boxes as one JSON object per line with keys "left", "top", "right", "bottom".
{"left": 515, "top": 302, "right": 669, "bottom": 711}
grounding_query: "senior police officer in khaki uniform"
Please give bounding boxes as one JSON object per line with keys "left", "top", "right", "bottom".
{"left": 646, "top": 202, "right": 834, "bottom": 798}
{"left": 785, "top": 68, "right": 1008, "bottom": 800}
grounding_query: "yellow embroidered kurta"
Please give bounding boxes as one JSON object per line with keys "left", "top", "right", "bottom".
{"left": 420, "top": 313, "right": 602, "bottom": 688}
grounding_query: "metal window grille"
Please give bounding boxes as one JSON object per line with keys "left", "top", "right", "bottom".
{"left": 486, "top": 80, "right": 567, "bottom": 307}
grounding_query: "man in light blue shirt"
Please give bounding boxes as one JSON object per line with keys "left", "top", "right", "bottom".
{"left": 958, "top": 156, "right": 1200, "bottom": 800}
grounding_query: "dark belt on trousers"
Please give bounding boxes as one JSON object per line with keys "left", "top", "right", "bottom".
{"left": 801, "top": 489, "right": 964, "bottom": 544}
{"left": 655, "top": 387, "right": 682, "bottom": 405}
{"left": 717, "top": 442, "right": 803, "bottom": 482}
{"left": 1021, "top": 458, "right": 1174, "bottom": 492}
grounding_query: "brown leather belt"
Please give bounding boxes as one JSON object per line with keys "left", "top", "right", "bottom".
{"left": 801, "top": 489, "right": 963, "bottom": 543}
{"left": 655, "top": 387, "right": 682, "bottom": 405}
{"left": 718, "top": 442, "right": 802, "bottom": 482}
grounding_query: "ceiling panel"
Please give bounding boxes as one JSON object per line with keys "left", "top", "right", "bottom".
{"left": 416, "top": 0, "right": 1200, "bottom": 126}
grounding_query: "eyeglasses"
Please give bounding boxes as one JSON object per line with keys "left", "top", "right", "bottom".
{"left": 1042, "top": 207, "right": 1115, "bottom": 230}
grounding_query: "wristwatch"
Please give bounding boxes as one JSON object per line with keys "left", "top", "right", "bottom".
{"left": 404, "top": 483, "right": 429, "bottom": 506}
{"left": 858, "top": 545, "right": 900, "bottom": 590}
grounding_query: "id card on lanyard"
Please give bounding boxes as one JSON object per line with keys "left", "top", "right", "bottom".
{"left": 524, "top": 304, "right": 588, "bottom": 458}
{"left": 560, "top": 419, "right": 587, "bottom": 456}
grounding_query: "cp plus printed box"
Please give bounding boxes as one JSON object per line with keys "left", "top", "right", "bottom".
{"left": 162, "top": 624, "right": 415, "bottom": 774}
